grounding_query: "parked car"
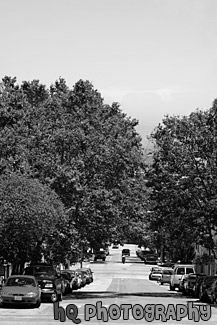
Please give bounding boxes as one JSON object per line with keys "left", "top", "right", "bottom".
{"left": 150, "top": 266, "right": 162, "bottom": 273}
{"left": 122, "top": 249, "right": 130, "bottom": 257}
{"left": 149, "top": 269, "right": 162, "bottom": 281}
{"left": 157, "top": 261, "right": 175, "bottom": 268}
{"left": 144, "top": 254, "right": 158, "bottom": 265}
{"left": 94, "top": 249, "right": 106, "bottom": 261}
{"left": 199, "top": 276, "right": 217, "bottom": 303}
{"left": 192, "top": 274, "right": 207, "bottom": 298}
{"left": 23, "top": 263, "right": 64, "bottom": 302}
{"left": 0, "top": 275, "right": 41, "bottom": 307}
{"left": 158, "top": 269, "right": 173, "bottom": 285}
{"left": 75, "top": 269, "right": 87, "bottom": 287}
{"left": 170, "top": 264, "right": 195, "bottom": 290}
{"left": 77, "top": 268, "right": 93, "bottom": 284}
{"left": 60, "top": 270, "right": 81, "bottom": 291}
{"left": 136, "top": 250, "right": 146, "bottom": 260}
{"left": 183, "top": 273, "right": 205, "bottom": 296}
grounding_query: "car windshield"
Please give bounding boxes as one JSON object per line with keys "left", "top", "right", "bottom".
{"left": 6, "top": 277, "right": 36, "bottom": 287}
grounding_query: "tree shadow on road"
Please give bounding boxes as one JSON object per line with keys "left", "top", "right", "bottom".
{"left": 64, "top": 290, "right": 193, "bottom": 300}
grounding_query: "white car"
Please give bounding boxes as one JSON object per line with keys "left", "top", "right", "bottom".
{"left": 170, "top": 265, "right": 195, "bottom": 290}
{"left": 149, "top": 269, "right": 162, "bottom": 281}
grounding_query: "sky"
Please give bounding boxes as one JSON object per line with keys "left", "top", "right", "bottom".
{"left": 1, "top": 0, "right": 217, "bottom": 150}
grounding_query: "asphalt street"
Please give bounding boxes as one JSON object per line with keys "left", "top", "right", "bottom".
{"left": 0, "top": 244, "right": 216, "bottom": 324}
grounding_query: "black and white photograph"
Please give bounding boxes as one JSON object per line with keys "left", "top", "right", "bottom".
{"left": 0, "top": 0, "right": 217, "bottom": 324}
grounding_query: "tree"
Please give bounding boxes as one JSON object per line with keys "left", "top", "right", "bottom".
{"left": 0, "top": 173, "right": 68, "bottom": 273}
{"left": 0, "top": 76, "right": 148, "bottom": 255}
{"left": 146, "top": 100, "right": 217, "bottom": 262}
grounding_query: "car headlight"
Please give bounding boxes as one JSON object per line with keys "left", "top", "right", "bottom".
{"left": 26, "top": 292, "right": 38, "bottom": 297}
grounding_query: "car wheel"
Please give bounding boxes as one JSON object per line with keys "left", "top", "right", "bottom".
{"left": 35, "top": 299, "right": 41, "bottom": 308}
{"left": 94, "top": 257, "right": 97, "bottom": 261}
{"left": 50, "top": 292, "right": 58, "bottom": 303}
{"left": 103, "top": 258, "right": 106, "bottom": 261}
{"left": 160, "top": 281, "right": 163, "bottom": 285}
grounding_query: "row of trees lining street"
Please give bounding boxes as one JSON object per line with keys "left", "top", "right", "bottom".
{"left": 0, "top": 76, "right": 148, "bottom": 272}
{"left": 2, "top": 75, "right": 217, "bottom": 270}
{"left": 146, "top": 100, "right": 217, "bottom": 263}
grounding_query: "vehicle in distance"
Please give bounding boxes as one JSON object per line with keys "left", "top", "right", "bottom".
{"left": 76, "top": 268, "right": 93, "bottom": 284}
{"left": 149, "top": 269, "right": 162, "bottom": 281}
{"left": 75, "top": 269, "right": 87, "bottom": 287}
{"left": 23, "top": 263, "right": 64, "bottom": 302}
{"left": 122, "top": 249, "right": 130, "bottom": 257}
{"left": 144, "top": 254, "right": 158, "bottom": 265}
{"left": 60, "top": 270, "right": 81, "bottom": 291}
{"left": 94, "top": 249, "right": 106, "bottom": 261}
{"left": 0, "top": 275, "right": 41, "bottom": 307}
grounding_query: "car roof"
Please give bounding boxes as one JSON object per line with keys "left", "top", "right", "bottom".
{"left": 174, "top": 264, "right": 194, "bottom": 267}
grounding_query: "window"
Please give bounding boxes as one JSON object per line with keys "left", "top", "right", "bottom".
{"left": 176, "top": 268, "right": 185, "bottom": 275}
{"left": 186, "top": 268, "right": 194, "bottom": 274}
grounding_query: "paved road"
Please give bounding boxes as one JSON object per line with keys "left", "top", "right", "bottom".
{"left": 0, "top": 244, "right": 216, "bottom": 324}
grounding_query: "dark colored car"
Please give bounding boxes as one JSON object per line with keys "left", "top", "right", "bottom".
{"left": 199, "top": 276, "right": 217, "bottom": 303}
{"left": 192, "top": 274, "right": 207, "bottom": 298}
{"left": 184, "top": 273, "right": 205, "bottom": 296}
{"left": 94, "top": 250, "right": 106, "bottom": 261}
{"left": 76, "top": 268, "right": 93, "bottom": 284}
{"left": 0, "top": 275, "right": 41, "bottom": 307}
{"left": 75, "top": 269, "right": 87, "bottom": 287}
{"left": 122, "top": 249, "right": 130, "bottom": 257}
{"left": 144, "top": 254, "right": 158, "bottom": 265}
{"left": 23, "top": 263, "right": 64, "bottom": 302}
{"left": 60, "top": 270, "right": 80, "bottom": 291}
